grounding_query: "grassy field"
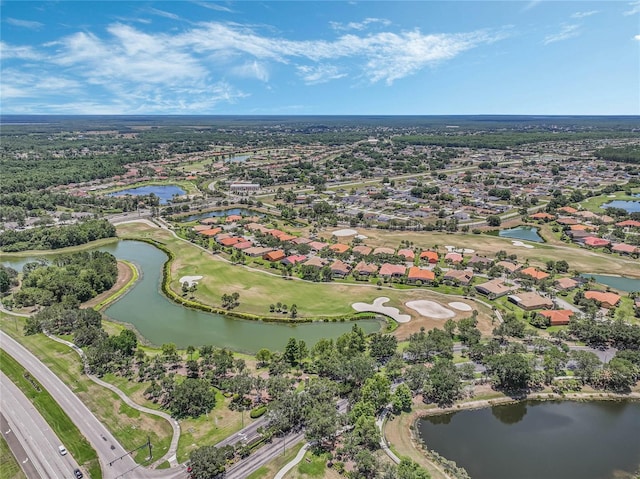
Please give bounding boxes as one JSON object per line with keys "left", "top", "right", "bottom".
{"left": 0, "top": 430, "right": 27, "bottom": 479}
{"left": 116, "top": 221, "right": 493, "bottom": 339}
{"left": 578, "top": 190, "right": 640, "bottom": 213}
{"left": 0, "top": 350, "right": 102, "bottom": 479}
{"left": 0, "top": 314, "right": 173, "bottom": 465}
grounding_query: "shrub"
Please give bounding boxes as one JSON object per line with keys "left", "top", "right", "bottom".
{"left": 250, "top": 406, "right": 267, "bottom": 419}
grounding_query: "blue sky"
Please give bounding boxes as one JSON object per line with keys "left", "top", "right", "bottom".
{"left": 1, "top": 1, "right": 639, "bottom": 115}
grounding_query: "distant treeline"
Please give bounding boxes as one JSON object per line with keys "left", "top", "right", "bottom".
{"left": 0, "top": 218, "right": 116, "bottom": 252}
{"left": 594, "top": 145, "right": 640, "bottom": 164}
{"left": 394, "top": 131, "right": 637, "bottom": 149}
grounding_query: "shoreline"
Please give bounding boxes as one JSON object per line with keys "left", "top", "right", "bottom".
{"left": 384, "top": 391, "right": 640, "bottom": 479}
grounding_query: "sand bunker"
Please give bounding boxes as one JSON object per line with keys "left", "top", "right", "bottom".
{"left": 179, "top": 275, "right": 203, "bottom": 287}
{"left": 448, "top": 301, "right": 473, "bottom": 312}
{"left": 332, "top": 228, "right": 358, "bottom": 237}
{"left": 512, "top": 241, "right": 534, "bottom": 249}
{"left": 445, "top": 245, "right": 475, "bottom": 254}
{"left": 406, "top": 300, "right": 455, "bottom": 319}
{"left": 352, "top": 297, "right": 411, "bottom": 323}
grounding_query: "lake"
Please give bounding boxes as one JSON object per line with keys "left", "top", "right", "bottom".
{"left": 108, "top": 185, "right": 186, "bottom": 204}
{"left": 183, "top": 208, "right": 262, "bottom": 222}
{"left": 225, "top": 154, "right": 250, "bottom": 163}
{"left": 581, "top": 274, "right": 640, "bottom": 293}
{"left": 601, "top": 200, "right": 640, "bottom": 213}
{"left": 418, "top": 400, "right": 640, "bottom": 479}
{"left": 2, "top": 241, "right": 381, "bottom": 353}
{"left": 499, "top": 226, "right": 544, "bottom": 243}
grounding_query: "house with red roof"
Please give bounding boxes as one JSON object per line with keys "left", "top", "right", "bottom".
{"left": 520, "top": 267, "right": 550, "bottom": 281}
{"left": 582, "top": 236, "right": 611, "bottom": 248}
{"left": 530, "top": 212, "right": 555, "bottom": 221}
{"left": 612, "top": 243, "right": 640, "bottom": 255}
{"left": 225, "top": 214, "right": 242, "bottom": 223}
{"left": 420, "top": 251, "right": 439, "bottom": 264}
{"left": 616, "top": 219, "right": 640, "bottom": 229}
{"left": 445, "top": 252, "right": 463, "bottom": 263}
{"left": 352, "top": 245, "right": 373, "bottom": 256}
{"left": 198, "top": 227, "right": 223, "bottom": 237}
{"left": 329, "top": 243, "right": 350, "bottom": 255}
{"left": 264, "top": 250, "right": 286, "bottom": 262}
{"left": 558, "top": 206, "right": 578, "bottom": 215}
{"left": 219, "top": 236, "right": 244, "bottom": 247}
{"left": 308, "top": 241, "right": 329, "bottom": 252}
{"left": 373, "top": 246, "right": 395, "bottom": 256}
{"left": 330, "top": 260, "right": 351, "bottom": 278}
{"left": 281, "top": 254, "right": 306, "bottom": 266}
{"left": 233, "top": 240, "right": 253, "bottom": 250}
{"left": 407, "top": 266, "right": 435, "bottom": 284}
{"left": 585, "top": 291, "right": 621, "bottom": 308}
{"left": 538, "top": 309, "right": 574, "bottom": 326}
{"left": 354, "top": 261, "right": 378, "bottom": 276}
{"left": 397, "top": 249, "right": 415, "bottom": 261}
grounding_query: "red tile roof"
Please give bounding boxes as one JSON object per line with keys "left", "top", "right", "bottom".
{"left": 379, "top": 263, "right": 406, "bottom": 276}
{"left": 585, "top": 291, "right": 621, "bottom": 308}
{"left": 520, "top": 267, "right": 550, "bottom": 281}
{"left": 539, "top": 309, "right": 574, "bottom": 326}
{"left": 329, "top": 243, "right": 350, "bottom": 254}
{"left": 583, "top": 236, "right": 610, "bottom": 247}
{"left": 264, "top": 250, "right": 286, "bottom": 262}
{"left": 420, "top": 251, "right": 439, "bottom": 263}
{"left": 407, "top": 266, "right": 435, "bottom": 281}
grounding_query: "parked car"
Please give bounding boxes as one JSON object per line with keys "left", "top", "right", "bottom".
{"left": 58, "top": 445, "right": 67, "bottom": 456}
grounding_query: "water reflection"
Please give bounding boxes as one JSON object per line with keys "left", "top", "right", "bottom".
{"left": 491, "top": 401, "right": 528, "bottom": 425}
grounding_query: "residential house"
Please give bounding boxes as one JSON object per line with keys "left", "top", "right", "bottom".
{"left": 496, "top": 261, "right": 520, "bottom": 274}
{"left": 303, "top": 256, "right": 327, "bottom": 268}
{"left": 538, "top": 309, "right": 574, "bottom": 326}
{"left": 584, "top": 291, "right": 621, "bottom": 308}
{"left": 443, "top": 269, "right": 474, "bottom": 285}
{"left": 612, "top": 243, "right": 639, "bottom": 255}
{"left": 282, "top": 254, "right": 306, "bottom": 266}
{"left": 308, "top": 241, "right": 329, "bottom": 252}
{"left": 352, "top": 245, "right": 373, "bottom": 256}
{"left": 233, "top": 240, "right": 253, "bottom": 250}
{"left": 420, "top": 251, "right": 439, "bottom": 264}
{"left": 379, "top": 263, "right": 406, "bottom": 278}
{"left": 397, "top": 249, "right": 415, "bottom": 261}
{"left": 475, "top": 279, "right": 514, "bottom": 298}
{"left": 329, "top": 243, "right": 350, "bottom": 255}
{"left": 520, "top": 267, "right": 550, "bottom": 282}
{"left": 467, "top": 255, "right": 494, "bottom": 271}
{"left": 582, "top": 237, "right": 611, "bottom": 248}
{"left": 555, "top": 277, "right": 579, "bottom": 291}
{"left": 373, "top": 247, "right": 396, "bottom": 256}
{"left": 330, "top": 260, "right": 351, "bottom": 278}
{"left": 444, "top": 252, "right": 463, "bottom": 264}
{"left": 264, "top": 250, "right": 286, "bottom": 262}
{"left": 406, "top": 266, "right": 435, "bottom": 284}
{"left": 244, "top": 246, "right": 274, "bottom": 257}
{"left": 530, "top": 212, "right": 555, "bottom": 221}
{"left": 354, "top": 261, "right": 378, "bottom": 276}
{"left": 508, "top": 292, "right": 554, "bottom": 311}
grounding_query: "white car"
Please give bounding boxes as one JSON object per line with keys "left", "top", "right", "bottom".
{"left": 58, "top": 445, "right": 67, "bottom": 456}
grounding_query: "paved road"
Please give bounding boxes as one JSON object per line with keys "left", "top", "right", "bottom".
{"left": 1, "top": 372, "right": 82, "bottom": 479}
{"left": 0, "top": 331, "right": 185, "bottom": 479}
{"left": 0, "top": 412, "right": 40, "bottom": 479}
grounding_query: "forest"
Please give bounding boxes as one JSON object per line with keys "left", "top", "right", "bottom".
{"left": 0, "top": 219, "right": 116, "bottom": 252}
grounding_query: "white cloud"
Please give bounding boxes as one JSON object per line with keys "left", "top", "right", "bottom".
{"left": 544, "top": 24, "right": 580, "bottom": 45}
{"left": 297, "top": 64, "right": 347, "bottom": 84}
{"left": 193, "top": 2, "right": 234, "bottom": 13}
{"left": 330, "top": 18, "right": 391, "bottom": 31}
{"left": 522, "top": 1, "right": 542, "bottom": 12}
{"left": 231, "top": 61, "right": 270, "bottom": 82}
{"left": 147, "top": 7, "right": 182, "bottom": 21}
{"left": 0, "top": 41, "right": 43, "bottom": 60}
{"left": 5, "top": 17, "right": 44, "bottom": 29}
{"left": 571, "top": 11, "right": 599, "bottom": 19}
{"left": 634, "top": 34, "right": 640, "bottom": 40}
{"left": 624, "top": 1, "right": 640, "bottom": 16}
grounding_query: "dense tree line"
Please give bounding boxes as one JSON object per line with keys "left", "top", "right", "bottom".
{"left": 594, "top": 145, "right": 640, "bottom": 164}
{"left": 0, "top": 218, "right": 116, "bottom": 252}
{"left": 13, "top": 251, "right": 118, "bottom": 307}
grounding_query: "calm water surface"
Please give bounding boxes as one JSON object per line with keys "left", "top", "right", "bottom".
{"left": 2, "top": 241, "right": 381, "bottom": 352}
{"left": 580, "top": 274, "right": 640, "bottom": 293}
{"left": 601, "top": 200, "right": 640, "bottom": 213}
{"left": 108, "top": 185, "right": 186, "bottom": 204}
{"left": 499, "top": 226, "right": 544, "bottom": 243}
{"left": 418, "top": 400, "right": 640, "bottom": 479}
{"left": 183, "top": 208, "right": 262, "bottom": 222}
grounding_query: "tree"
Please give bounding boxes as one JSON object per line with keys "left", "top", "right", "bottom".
{"left": 360, "top": 373, "right": 391, "bottom": 411}
{"left": 256, "top": 348, "right": 271, "bottom": 367}
{"left": 189, "top": 445, "right": 228, "bottom": 479}
{"left": 423, "top": 360, "right": 462, "bottom": 406}
{"left": 487, "top": 215, "right": 501, "bottom": 227}
{"left": 305, "top": 401, "right": 340, "bottom": 448}
{"left": 392, "top": 383, "right": 413, "bottom": 413}
{"left": 170, "top": 378, "right": 217, "bottom": 418}
{"left": 486, "top": 353, "right": 533, "bottom": 391}
{"left": 397, "top": 458, "right": 431, "bottom": 479}
{"left": 369, "top": 333, "right": 398, "bottom": 362}
{"left": 290, "top": 303, "right": 298, "bottom": 318}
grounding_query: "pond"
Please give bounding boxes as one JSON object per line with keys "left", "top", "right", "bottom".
{"left": 2, "top": 241, "right": 381, "bottom": 353}
{"left": 601, "top": 200, "right": 640, "bottom": 213}
{"left": 108, "top": 185, "right": 186, "bottom": 205}
{"left": 418, "top": 400, "right": 640, "bottom": 479}
{"left": 183, "top": 208, "right": 262, "bottom": 222}
{"left": 498, "top": 226, "right": 544, "bottom": 243}
{"left": 581, "top": 274, "right": 640, "bottom": 293}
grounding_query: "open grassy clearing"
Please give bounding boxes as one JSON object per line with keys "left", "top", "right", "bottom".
{"left": 0, "top": 314, "right": 173, "bottom": 465}
{"left": 0, "top": 432, "right": 27, "bottom": 479}
{"left": 0, "top": 349, "right": 102, "bottom": 479}
{"left": 285, "top": 450, "right": 342, "bottom": 479}
{"left": 578, "top": 190, "right": 640, "bottom": 213}
{"left": 116, "top": 222, "right": 492, "bottom": 338}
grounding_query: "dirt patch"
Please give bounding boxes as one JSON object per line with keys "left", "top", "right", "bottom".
{"left": 82, "top": 260, "right": 134, "bottom": 309}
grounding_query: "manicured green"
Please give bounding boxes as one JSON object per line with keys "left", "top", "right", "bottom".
{"left": 0, "top": 349, "right": 102, "bottom": 479}
{"left": 297, "top": 451, "right": 331, "bottom": 477}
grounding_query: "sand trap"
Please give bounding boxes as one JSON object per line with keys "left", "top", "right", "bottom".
{"left": 445, "top": 245, "right": 475, "bottom": 254}
{"left": 448, "top": 301, "right": 473, "bottom": 312}
{"left": 352, "top": 297, "right": 411, "bottom": 323}
{"left": 179, "top": 275, "right": 203, "bottom": 287}
{"left": 512, "top": 241, "right": 534, "bottom": 249}
{"left": 355, "top": 234, "right": 368, "bottom": 240}
{"left": 406, "top": 300, "right": 455, "bottom": 319}
{"left": 332, "top": 228, "right": 358, "bottom": 237}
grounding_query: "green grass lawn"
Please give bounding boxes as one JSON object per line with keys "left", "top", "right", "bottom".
{"left": 295, "top": 451, "right": 331, "bottom": 477}
{"left": 578, "top": 191, "right": 639, "bottom": 213}
{"left": 0, "top": 434, "right": 27, "bottom": 479}
{"left": 0, "top": 350, "right": 102, "bottom": 479}
{"left": 0, "top": 314, "right": 173, "bottom": 465}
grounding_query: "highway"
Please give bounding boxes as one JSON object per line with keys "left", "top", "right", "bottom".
{"left": 0, "top": 331, "right": 185, "bottom": 479}
{"left": 1, "top": 372, "right": 83, "bottom": 479}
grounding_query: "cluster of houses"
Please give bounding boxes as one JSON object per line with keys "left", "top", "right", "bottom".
{"left": 191, "top": 214, "right": 632, "bottom": 328}
{"left": 529, "top": 207, "right": 640, "bottom": 256}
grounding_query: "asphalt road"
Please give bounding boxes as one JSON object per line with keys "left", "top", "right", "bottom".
{"left": 1, "top": 372, "right": 81, "bottom": 479}
{"left": 0, "top": 331, "right": 185, "bottom": 479}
